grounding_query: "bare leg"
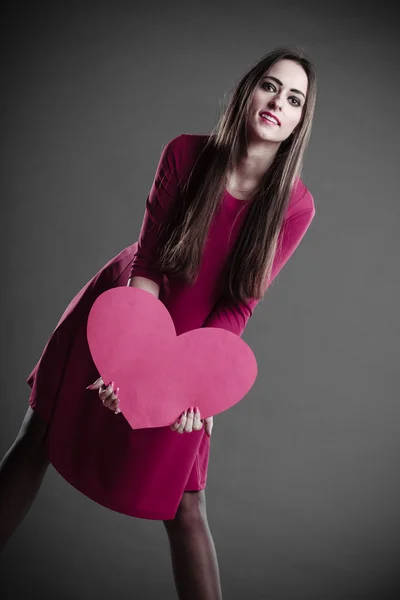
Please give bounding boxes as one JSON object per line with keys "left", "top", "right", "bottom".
{"left": 163, "top": 490, "right": 223, "bottom": 600}
{"left": 0, "top": 406, "right": 50, "bottom": 553}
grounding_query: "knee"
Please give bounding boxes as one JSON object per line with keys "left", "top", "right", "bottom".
{"left": 163, "top": 490, "right": 207, "bottom": 530}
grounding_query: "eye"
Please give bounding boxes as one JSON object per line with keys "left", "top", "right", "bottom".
{"left": 261, "top": 81, "right": 276, "bottom": 92}
{"left": 289, "top": 96, "right": 302, "bottom": 107}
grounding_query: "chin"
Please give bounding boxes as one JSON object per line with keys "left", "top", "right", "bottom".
{"left": 253, "top": 120, "right": 279, "bottom": 140}
{"left": 255, "top": 128, "right": 278, "bottom": 143}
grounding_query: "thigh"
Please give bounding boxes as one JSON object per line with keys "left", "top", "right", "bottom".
{"left": 16, "top": 405, "right": 49, "bottom": 446}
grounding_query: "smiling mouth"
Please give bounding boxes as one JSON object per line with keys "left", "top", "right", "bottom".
{"left": 259, "top": 112, "right": 281, "bottom": 126}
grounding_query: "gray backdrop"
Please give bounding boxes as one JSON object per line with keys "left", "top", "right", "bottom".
{"left": 1, "top": 1, "right": 399, "bottom": 599}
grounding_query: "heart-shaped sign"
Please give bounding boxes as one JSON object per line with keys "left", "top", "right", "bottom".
{"left": 87, "top": 287, "right": 258, "bottom": 429}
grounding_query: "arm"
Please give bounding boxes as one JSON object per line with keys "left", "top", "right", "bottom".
{"left": 97, "top": 138, "right": 181, "bottom": 409}
{"left": 202, "top": 205, "right": 316, "bottom": 337}
{"left": 127, "top": 136, "right": 182, "bottom": 293}
{"left": 128, "top": 276, "right": 160, "bottom": 299}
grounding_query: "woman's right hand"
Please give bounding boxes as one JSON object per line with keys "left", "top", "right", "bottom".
{"left": 86, "top": 377, "right": 121, "bottom": 414}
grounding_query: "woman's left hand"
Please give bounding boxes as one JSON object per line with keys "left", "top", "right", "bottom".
{"left": 170, "top": 406, "right": 213, "bottom": 437}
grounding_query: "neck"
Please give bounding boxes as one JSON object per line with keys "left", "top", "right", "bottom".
{"left": 237, "top": 138, "right": 280, "bottom": 180}
{"left": 227, "top": 138, "right": 280, "bottom": 195}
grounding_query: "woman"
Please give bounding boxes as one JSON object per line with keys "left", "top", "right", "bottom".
{"left": 0, "top": 47, "right": 316, "bottom": 599}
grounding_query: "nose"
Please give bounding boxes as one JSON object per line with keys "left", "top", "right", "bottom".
{"left": 268, "top": 92, "right": 283, "bottom": 110}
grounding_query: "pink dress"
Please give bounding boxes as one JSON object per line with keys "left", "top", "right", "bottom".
{"left": 26, "top": 134, "right": 315, "bottom": 520}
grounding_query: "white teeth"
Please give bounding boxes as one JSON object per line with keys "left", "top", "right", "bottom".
{"left": 261, "top": 113, "right": 279, "bottom": 125}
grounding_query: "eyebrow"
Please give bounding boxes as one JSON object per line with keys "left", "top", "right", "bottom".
{"left": 262, "top": 75, "right": 306, "bottom": 99}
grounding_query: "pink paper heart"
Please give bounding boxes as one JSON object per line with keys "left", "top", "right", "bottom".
{"left": 87, "top": 287, "right": 258, "bottom": 429}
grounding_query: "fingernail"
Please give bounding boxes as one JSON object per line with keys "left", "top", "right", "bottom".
{"left": 194, "top": 406, "right": 199, "bottom": 413}
{"left": 115, "top": 386, "right": 120, "bottom": 396}
{"left": 110, "top": 381, "right": 115, "bottom": 389}
{"left": 189, "top": 406, "right": 193, "bottom": 413}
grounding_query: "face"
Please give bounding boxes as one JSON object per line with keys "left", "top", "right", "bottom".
{"left": 247, "top": 59, "right": 308, "bottom": 144}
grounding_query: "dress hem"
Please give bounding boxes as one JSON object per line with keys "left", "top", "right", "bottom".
{"left": 28, "top": 399, "right": 207, "bottom": 520}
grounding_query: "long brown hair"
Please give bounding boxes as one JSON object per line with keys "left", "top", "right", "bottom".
{"left": 157, "top": 47, "right": 317, "bottom": 306}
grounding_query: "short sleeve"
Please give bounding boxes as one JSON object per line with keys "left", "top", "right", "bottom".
{"left": 129, "top": 136, "right": 182, "bottom": 286}
{"left": 202, "top": 203, "right": 316, "bottom": 336}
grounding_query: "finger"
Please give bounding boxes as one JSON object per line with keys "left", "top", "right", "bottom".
{"left": 192, "top": 407, "right": 203, "bottom": 431}
{"left": 99, "top": 381, "right": 116, "bottom": 408}
{"left": 111, "top": 399, "right": 121, "bottom": 413}
{"left": 176, "top": 411, "right": 188, "bottom": 434}
{"left": 170, "top": 411, "right": 184, "bottom": 431}
{"left": 205, "top": 417, "right": 213, "bottom": 437}
{"left": 86, "top": 377, "right": 104, "bottom": 390}
{"left": 109, "top": 387, "right": 120, "bottom": 412}
{"left": 101, "top": 394, "right": 115, "bottom": 409}
{"left": 184, "top": 407, "right": 194, "bottom": 433}
{"left": 99, "top": 381, "right": 114, "bottom": 399}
